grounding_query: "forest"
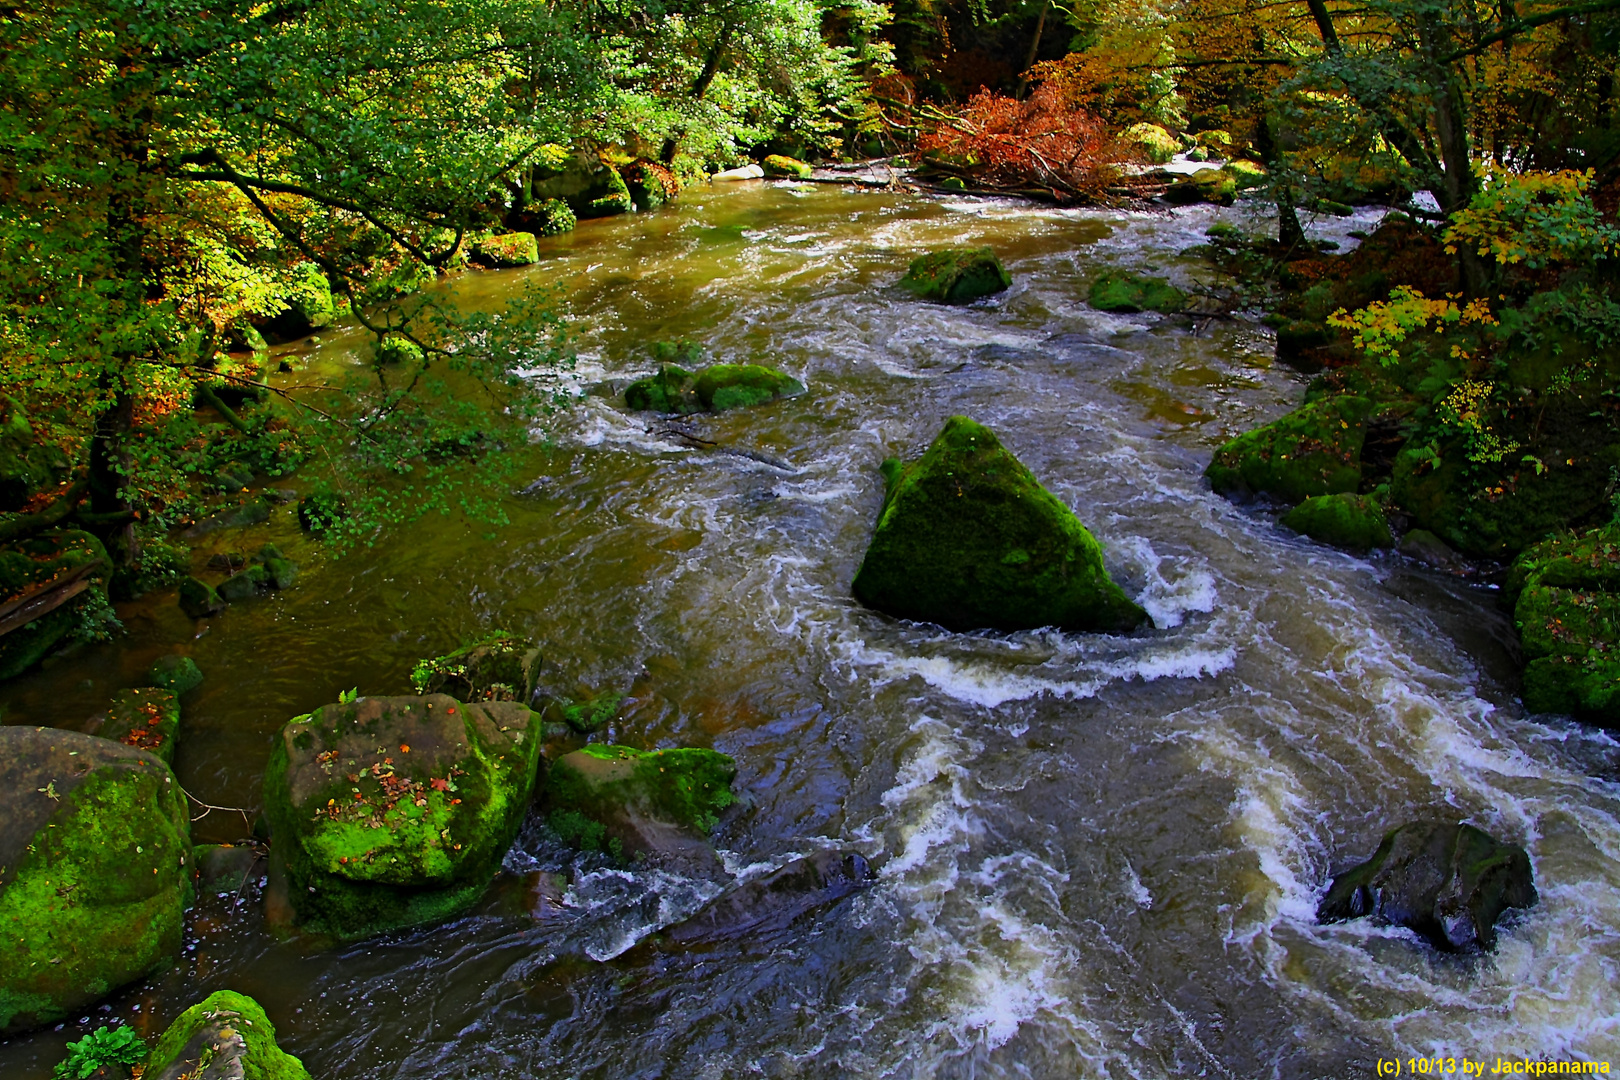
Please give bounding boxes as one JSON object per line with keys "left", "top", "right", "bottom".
{"left": 3, "top": 0, "right": 1620, "bottom": 1075}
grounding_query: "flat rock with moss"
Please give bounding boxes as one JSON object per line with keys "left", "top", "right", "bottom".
{"left": 0, "top": 726, "right": 191, "bottom": 1035}
{"left": 470, "top": 232, "right": 540, "bottom": 268}
{"left": 144, "top": 989, "right": 311, "bottom": 1080}
{"left": 1205, "top": 396, "right": 1372, "bottom": 504}
{"left": 898, "top": 247, "right": 1011, "bottom": 304}
{"left": 1317, "top": 822, "right": 1536, "bottom": 952}
{"left": 853, "top": 416, "right": 1147, "bottom": 633}
{"left": 1088, "top": 272, "right": 1187, "bottom": 314}
{"left": 544, "top": 744, "right": 736, "bottom": 866}
{"left": 262, "top": 693, "right": 543, "bottom": 939}
{"left": 85, "top": 688, "right": 182, "bottom": 764}
{"left": 624, "top": 362, "right": 805, "bottom": 415}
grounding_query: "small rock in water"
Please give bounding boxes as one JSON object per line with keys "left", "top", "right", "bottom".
{"left": 1282, "top": 493, "right": 1393, "bottom": 552}
{"left": 898, "top": 247, "right": 1010, "bottom": 305}
{"left": 148, "top": 654, "right": 203, "bottom": 696}
{"left": 1317, "top": 821, "right": 1536, "bottom": 951}
{"left": 177, "top": 576, "right": 225, "bottom": 619}
{"left": 664, "top": 851, "right": 875, "bottom": 943}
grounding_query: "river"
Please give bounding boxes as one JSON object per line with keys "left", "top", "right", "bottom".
{"left": 3, "top": 181, "right": 1618, "bottom": 1078}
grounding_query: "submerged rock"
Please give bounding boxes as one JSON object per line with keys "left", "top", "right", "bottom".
{"left": 1205, "top": 396, "right": 1372, "bottom": 503}
{"left": 262, "top": 693, "right": 543, "bottom": 939}
{"left": 1508, "top": 524, "right": 1620, "bottom": 725}
{"left": 410, "top": 633, "right": 542, "bottom": 704}
{"left": 144, "top": 990, "right": 311, "bottom": 1080}
{"left": 1318, "top": 822, "right": 1536, "bottom": 951}
{"left": 545, "top": 744, "right": 736, "bottom": 865}
{"left": 898, "top": 247, "right": 1011, "bottom": 304}
{"left": 0, "top": 528, "right": 110, "bottom": 682}
{"left": 86, "top": 688, "right": 181, "bottom": 764}
{"left": 624, "top": 361, "right": 804, "bottom": 415}
{"left": 0, "top": 726, "right": 191, "bottom": 1035}
{"left": 1281, "top": 493, "right": 1392, "bottom": 551}
{"left": 853, "top": 416, "right": 1147, "bottom": 633}
{"left": 177, "top": 576, "right": 225, "bottom": 619}
{"left": 664, "top": 851, "right": 875, "bottom": 943}
{"left": 1088, "top": 272, "right": 1187, "bottom": 314}
{"left": 149, "top": 655, "right": 204, "bottom": 696}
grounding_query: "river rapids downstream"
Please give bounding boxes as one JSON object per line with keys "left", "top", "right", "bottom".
{"left": 3, "top": 182, "right": 1619, "bottom": 1078}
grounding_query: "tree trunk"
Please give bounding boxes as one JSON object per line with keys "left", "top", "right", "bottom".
{"left": 1255, "top": 114, "right": 1306, "bottom": 249}
{"left": 1015, "top": 2, "right": 1051, "bottom": 100}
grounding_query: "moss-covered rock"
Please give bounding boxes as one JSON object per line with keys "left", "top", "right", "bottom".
{"left": 217, "top": 564, "right": 268, "bottom": 603}
{"left": 1164, "top": 168, "right": 1237, "bottom": 206}
{"left": 0, "top": 529, "right": 110, "bottom": 682}
{"left": 258, "top": 543, "right": 298, "bottom": 590}
{"left": 1225, "top": 159, "right": 1268, "bottom": 189}
{"left": 144, "top": 990, "right": 310, "bottom": 1080}
{"left": 1281, "top": 493, "right": 1393, "bottom": 551}
{"left": 410, "top": 633, "right": 542, "bottom": 704}
{"left": 0, "top": 726, "right": 191, "bottom": 1035}
{"left": 182, "top": 495, "right": 273, "bottom": 538}
{"left": 1317, "top": 822, "right": 1536, "bottom": 951}
{"left": 177, "top": 576, "right": 225, "bottom": 619}
{"left": 624, "top": 361, "right": 804, "bottom": 415}
{"left": 470, "top": 232, "right": 540, "bottom": 268}
{"left": 262, "top": 693, "right": 543, "bottom": 938}
{"left": 260, "top": 262, "right": 335, "bottom": 344}
{"left": 853, "top": 416, "right": 1148, "bottom": 633}
{"left": 1121, "top": 122, "right": 1180, "bottom": 164}
{"left": 583, "top": 167, "right": 633, "bottom": 218}
{"left": 1205, "top": 396, "right": 1373, "bottom": 503}
{"left": 545, "top": 745, "right": 736, "bottom": 858}
{"left": 149, "top": 655, "right": 204, "bottom": 697}
{"left": 88, "top": 688, "right": 182, "bottom": 765}
{"left": 898, "top": 247, "right": 1011, "bottom": 304}
{"left": 1507, "top": 524, "right": 1620, "bottom": 724}
{"left": 111, "top": 540, "right": 190, "bottom": 602}
{"left": 762, "top": 154, "right": 813, "bottom": 179}
{"left": 624, "top": 364, "right": 699, "bottom": 414}
{"left": 535, "top": 197, "right": 577, "bottom": 236}
{"left": 1088, "top": 272, "right": 1187, "bottom": 314}
{"left": 624, "top": 161, "right": 674, "bottom": 212}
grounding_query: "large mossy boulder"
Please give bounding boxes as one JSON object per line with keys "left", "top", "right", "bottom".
{"left": 1088, "top": 272, "right": 1187, "bottom": 314}
{"left": 1317, "top": 822, "right": 1536, "bottom": 952}
{"left": 898, "top": 248, "right": 1011, "bottom": 304}
{"left": 410, "top": 633, "right": 542, "bottom": 704}
{"left": 1205, "top": 396, "right": 1372, "bottom": 504}
{"left": 470, "top": 232, "right": 540, "bottom": 268}
{"left": 1507, "top": 524, "right": 1620, "bottom": 725}
{"left": 0, "top": 726, "right": 191, "bottom": 1035}
{"left": 259, "top": 262, "right": 335, "bottom": 344}
{"left": 144, "top": 990, "right": 311, "bottom": 1080}
{"left": 263, "top": 693, "right": 543, "bottom": 939}
{"left": 1281, "top": 493, "right": 1393, "bottom": 552}
{"left": 1163, "top": 168, "right": 1237, "bottom": 206}
{"left": 853, "top": 416, "right": 1148, "bottom": 633}
{"left": 544, "top": 745, "right": 736, "bottom": 861}
{"left": 85, "top": 688, "right": 182, "bottom": 765}
{"left": 0, "top": 528, "right": 109, "bottom": 682}
{"left": 762, "top": 154, "right": 813, "bottom": 179}
{"left": 624, "top": 362, "right": 804, "bottom": 415}
{"left": 1121, "top": 122, "right": 1179, "bottom": 165}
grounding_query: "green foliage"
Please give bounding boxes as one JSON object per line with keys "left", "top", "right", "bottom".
{"left": 1444, "top": 170, "right": 1620, "bottom": 270}
{"left": 53, "top": 1024, "right": 148, "bottom": 1080}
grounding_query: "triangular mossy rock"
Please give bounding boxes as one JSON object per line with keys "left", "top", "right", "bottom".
{"left": 853, "top": 416, "right": 1148, "bottom": 632}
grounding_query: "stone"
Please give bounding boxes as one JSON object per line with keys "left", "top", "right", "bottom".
{"left": 262, "top": 693, "right": 543, "bottom": 938}
{"left": 584, "top": 166, "right": 633, "bottom": 217}
{"left": 1318, "top": 822, "right": 1536, "bottom": 951}
{"left": 470, "top": 232, "right": 540, "bottom": 268}
{"left": 0, "top": 529, "right": 110, "bottom": 682}
{"left": 216, "top": 564, "right": 268, "bottom": 603}
{"left": 1282, "top": 493, "right": 1393, "bottom": 551}
{"left": 624, "top": 161, "right": 673, "bottom": 211}
{"left": 542, "top": 691, "right": 623, "bottom": 734}
{"left": 182, "top": 496, "right": 273, "bottom": 538}
{"left": 544, "top": 744, "right": 736, "bottom": 864}
{"left": 1399, "top": 529, "right": 1467, "bottom": 572}
{"left": 144, "top": 990, "right": 311, "bottom": 1080}
{"left": 625, "top": 364, "right": 698, "bottom": 414}
{"left": 256, "top": 543, "right": 298, "bottom": 590}
{"left": 1205, "top": 396, "right": 1373, "bottom": 503}
{"left": 85, "top": 688, "right": 181, "bottom": 765}
{"left": 177, "top": 577, "right": 225, "bottom": 619}
{"left": 0, "top": 726, "right": 191, "bottom": 1035}
{"left": 148, "top": 655, "right": 204, "bottom": 696}
{"left": 664, "top": 851, "right": 875, "bottom": 944}
{"left": 898, "top": 247, "right": 1011, "bottom": 304}
{"left": 762, "top": 154, "right": 813, "bottom": 179}
{"left": 1225, "top": 159, "right": 1268, "bottom": 189}
{"left": 410, "top": 633, "right": 542, "bottom": 704}
{"left": 1164, "top": 169, "right": 1236, "bottom": 206}
{"left": 624, "top": 361, "right": 804, "bottom": 415}
{"left": 713, "top": 164, "right": 765, "bottom": 181}
{"left": 1121, "top": 122, "right": 1179, "bottom": 164}
{"left": 852, "top": 416, "right": 1148, "bottom": 633}
{"left": 259, "top": 262, "right": 335, "bottom": 344}
{"left": 1088, "top": 272, "right": 1187, "bottom": 314}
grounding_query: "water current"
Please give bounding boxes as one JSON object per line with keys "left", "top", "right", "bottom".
{"left": 3, "top": 181, "right": 1619, "bottom": 1078}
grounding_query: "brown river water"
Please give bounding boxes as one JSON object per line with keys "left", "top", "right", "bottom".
{"left": 3, "top": 182, "right": 1619, "bottom": 1078}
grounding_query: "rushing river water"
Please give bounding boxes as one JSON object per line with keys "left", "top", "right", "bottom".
{"left": 4, "top": 181, "right": 1620, "bottom": 1079}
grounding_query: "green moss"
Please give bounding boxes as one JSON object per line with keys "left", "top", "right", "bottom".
{"left": 262, "top": 694, "right": 543, "bottom": 938}
{"left": 471, "top": 232, "right": 540, "bottom": 268}
{"left": 1206, "top": 396, "right": 1372, "bottom": 503}
{"left": 1164, "top": 169, "right": 1236, "bottom": 206}
{"left": 535, "top": 197, "right": 576, "bottom": 236}
{"left": 1122, "top": 122, "right": 1179, "bottom": 164}
{"left": 95, "top": 689, "right": 182, "bottom": 765}
{"left": 898, "top": 247, "right": 1011, "bottom": 304}
{"left": 625, "top": 364, "right": 699, "bottom": 414}
{"left": 546, "top": 745, "right": 737, "bottom": 843}
{"left": 586, "top": 167, "right": 633, "bottom": 217}
{"left": 1088, "top": 272, "right": 1187, "bottom": 314}
{"left": 853, "top": 416, "right": 1148, "bottom": 633}
{"left": 410, "top": 633, "right": 541, "bottom": 703}
{"left": 374, "top": 333, "right": 424, "bottom": 367}
{"left": 1281, "top": 493, "right": 1393, "bottom": 551}
{"left": 545, "top": 692, "right": 622, "bottom": 733}
{"left": 693, "top": 364, "right": 805, "bottom": 412}
{"left": 144, "top": 990, "right": 310, "bottom": 1080}
{"left": 762, "top": 154, "right": 813, "bottom": 179}
{"left": 0, "top": 729, "right": 191, "bottom": 1036}
{"left": 1225, "top": 159, "right": 1268, "bottom": 189}
{"left": 0, "top": 529, "right": 110, "bottom": 681}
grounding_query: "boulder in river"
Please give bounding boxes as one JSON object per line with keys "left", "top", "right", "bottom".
{"left": 149, "top": 654, "right": 204, "bottom": 696}
{"left": 470, "top": 231, "right": 540, "bottom": 268}
{"left": 258, "top": 262, "right": 335, "bottom": 344}
{"left": 0, "top": 528, "right": 109, "bottom": 682}
{"left": 624, "top": 362, "right": 804, "bottom": 415}
{"left": 0, "top": 726, "right": 192, "bottom": 1035}
{"left": 544, "top": 744, "right": 736, "bottom": 864}
{"left": 144, "top": 989, "right": 311, "bottom": 1080}
{"left": 1507, "top": 523, "right": 1620, "bottom": 725}
{"left": 762, "top": 154, "right": 813, "bottom": 179}
{"left": 1120, "top": 122, "right": 1179, "bottom": 164}
{"left": 852, "top": 416, "right": 1148, "bottom": 633}
{"left": 85, "top": 688, "right": 182, "bottom": 765}
{"left": 262, "top": 693, "right": 543, "bottom": 939}
{"left": 898, "top": 247, "right": 1011, "bottom": 304}
{"left": 1281, "top": 493, "right": 1392, "bottom": 551}
{"left": 1205, "top": 395, "right": 1372, "bottom": 504}
{"left": 1317, "top": 822, "right": 1536, "bottom": 951}
{"left": 1088, "top": 272, "right": 1187, "bottom": 314}
{"left": 664, "top": 851, "right": 875, "bottom": 944}
{"left": 177, "top": 576, "right": 225, "bottom": 619}
{"left": 410, "top": 632, "right": 543, "bottom": 704}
